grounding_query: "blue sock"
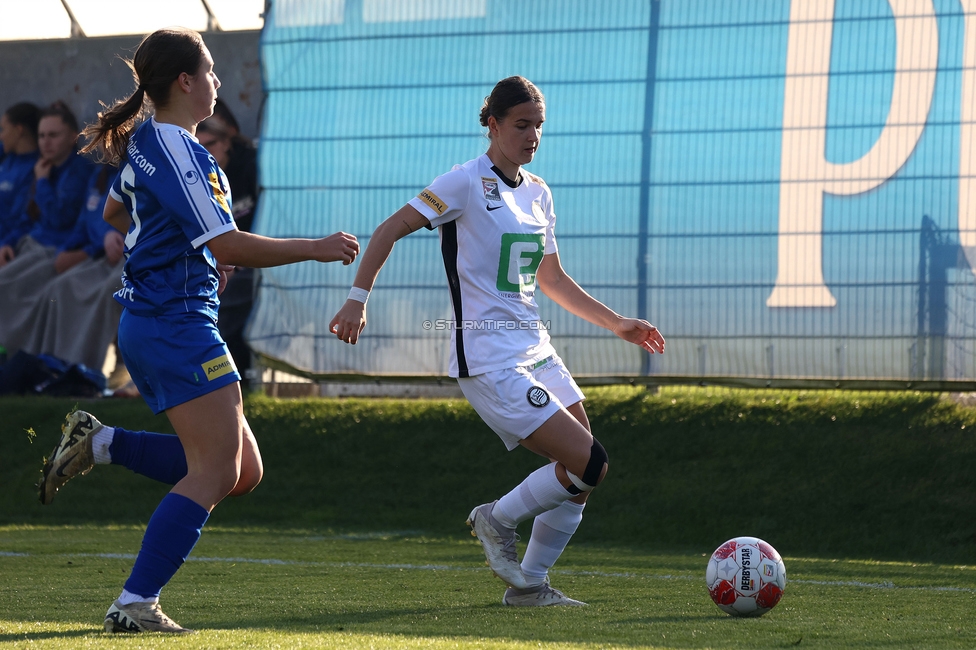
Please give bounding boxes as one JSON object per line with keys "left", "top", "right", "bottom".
{"left": 124, "top": 493, "right": 210, "bottom": 599}
{"left": 110, "top": 428, "right": 187, "bottom": 485}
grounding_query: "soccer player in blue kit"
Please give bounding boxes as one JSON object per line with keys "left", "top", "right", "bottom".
{"left": 36, "top": 28, "right": 359, "bottom": 633}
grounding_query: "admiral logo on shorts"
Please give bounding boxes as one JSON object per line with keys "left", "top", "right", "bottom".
{"left": 526, "top": 386, "right": 550, "bottom": 408}
{"left": 417, "top": 188, "right": 447, "bottom": 215}
{"left": 202, "top": 354, "right": 236, "bottom": 381}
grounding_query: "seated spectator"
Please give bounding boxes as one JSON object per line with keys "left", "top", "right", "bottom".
{"left": 197, "top": 101, "right": 259, "bottom": 388}
{"left": 0, "top": 101, "right": 93, "bottom": 261}
{"left": 23, "top": 164, "right": 125, "bottom": 374}
{"left": 0, "top": 101, "right": 94, "bottom": 356}
{"left": 0, "top": 102, "right": 41, "bottom": 246}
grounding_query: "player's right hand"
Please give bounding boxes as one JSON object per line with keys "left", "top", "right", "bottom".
{"left": 329, "top": 300, "right": 367, "bottom": 344}
{"left": 104, "top": 230, "right": 125, "bottom": 264}
{"left": 317, "top": 232, "right": 360, "bottom": 265}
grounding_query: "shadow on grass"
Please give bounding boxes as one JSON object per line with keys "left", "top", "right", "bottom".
{"left": 0, "top": 629, "right": 98, "bottom": 643}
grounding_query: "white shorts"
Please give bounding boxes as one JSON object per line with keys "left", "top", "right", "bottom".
{"left": 458, "top": 354, "right": 585, "bottom": 451}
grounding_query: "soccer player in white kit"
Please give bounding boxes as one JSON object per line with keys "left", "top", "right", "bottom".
{"left": 331, "top": 76, "right": 665, "bottom": 606}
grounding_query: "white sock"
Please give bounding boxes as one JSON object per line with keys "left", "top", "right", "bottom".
{"left": 492, "top": 462, "right": 574, "bottom": 529}
{"left": 521, "top": 500, "right": 585, "bottom": 586}
{"left": 91, "top": 426, "right": 115, "bottom": 465}
{"left": 117, "top": 588, "right": 157, "bottom": 606}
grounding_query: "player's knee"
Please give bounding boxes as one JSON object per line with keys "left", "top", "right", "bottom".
{"left": 566, "top": 438, "right": 608, "bottom": 493}
{"left": 210, "top": 464, "right": 243, "bottom": 500}
{"left": 230, "top": 460, "right": 264, "bottom": 497}
{"left": 248, "top": 459, "right": 264, "bottom": 489}
{"left": 228, "top": 479, "right": 258, "bottom": 497}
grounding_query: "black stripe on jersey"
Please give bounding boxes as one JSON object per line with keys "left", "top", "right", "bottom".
{"left": 440, "top": 220, "right": 469, "bottom": 378}
{"left": 491, "top": 165, "right": 522, "bottom": 188}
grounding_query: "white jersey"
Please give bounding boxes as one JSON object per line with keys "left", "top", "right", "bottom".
{"left": 408, "top": 154, "right": 557, "bottom": 378}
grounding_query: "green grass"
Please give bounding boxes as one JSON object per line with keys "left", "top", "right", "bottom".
{"left": 3, "top": 388, "right": 976, "bottom": 647}
{"left": 5, "top": 388, "right": 976, "bottom": 562}
{"left": 1, "top": 525, "right": 975, "bottom": 648}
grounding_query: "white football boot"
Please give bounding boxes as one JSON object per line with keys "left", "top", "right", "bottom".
{"left": 466, "top": 501, "right": 528, "bottom": 589}
{"left": 104, "top": 599, "right": 193, "bottom": 634}
{"left": 503, "top": 578, "right": 587, "bottom": 607}
{"left": 38, "top": 410, "right": 102, "bottom": 505}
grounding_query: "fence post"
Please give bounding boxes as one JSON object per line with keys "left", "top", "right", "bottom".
{"left": 638, "top": 0, "right": 661, "bottom": 376}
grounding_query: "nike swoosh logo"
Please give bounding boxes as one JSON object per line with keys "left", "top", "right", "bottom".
{"left": 55, "top": 453, "right": 78, "bottom": 477}
{"left": 486, "top": 204, "right": 503, "bottom": 211}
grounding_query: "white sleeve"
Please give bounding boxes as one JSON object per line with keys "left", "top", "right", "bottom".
{"left": 407, "top": 166, "right": 470, "bottom": 228}
{"left": 543, "top": 186, "right": 558, "bottom": 254}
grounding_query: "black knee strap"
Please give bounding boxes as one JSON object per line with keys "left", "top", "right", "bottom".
{"left": 566, "top": 438, "right": 608, "bottom": 493}
{"left": 582, "top": 438, "right": 608, "bottom": 487}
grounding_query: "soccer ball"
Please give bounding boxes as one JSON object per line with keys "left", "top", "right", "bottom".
{"left": 705, "top": 536, "right": 786, "bottom": 617}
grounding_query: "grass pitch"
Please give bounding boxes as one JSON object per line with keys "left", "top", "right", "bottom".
{"left": 1, "top": 525, "right": 975, "bottom": 649}
{"left": 4, "top": 388, "right": 976, "bottom": 647}
{"left": 6, "top": 387, "right": 976, "bottom": 563}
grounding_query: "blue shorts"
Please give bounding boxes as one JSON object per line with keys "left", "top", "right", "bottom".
{"left": 118, "top": 310, "right": 241, "bottom": 414}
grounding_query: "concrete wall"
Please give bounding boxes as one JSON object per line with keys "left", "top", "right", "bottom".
{"left": 0, "top": 30, "right": 262, "bottom": 141}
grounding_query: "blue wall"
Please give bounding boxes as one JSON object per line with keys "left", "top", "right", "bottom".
{"left": 249, "top": 0, "right": 976, "bottom": 384}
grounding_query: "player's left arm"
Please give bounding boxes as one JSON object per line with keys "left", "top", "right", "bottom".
{"left": 536, "top": 251, "right": 665, "bottom": 354}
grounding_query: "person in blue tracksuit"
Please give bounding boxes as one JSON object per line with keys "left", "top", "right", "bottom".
{"left": 37, "top": 27, "right": 359, "bottom": 634}
{"left": 22, "top": 164, "right": 126, "bottom": 371}
{"left": 0, "top": 100, "right": 93, "bottom": 261}
{"left": 0, "top": 102, "right": 41, "bottom": 246}
{"left": 0, "top": 101, "right": 93, "bottom": 353}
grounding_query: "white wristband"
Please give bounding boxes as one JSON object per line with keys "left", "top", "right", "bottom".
{"left": 347, "top": 287, "right": 370, "bottom": 304}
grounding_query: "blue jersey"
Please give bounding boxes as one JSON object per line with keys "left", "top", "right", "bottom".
{"left": 110, "top": 118, "right": 235, "bottom": 320}
{"left": 0, "top": 150, "right": 39, "bottom": 244}
{"left": 25, "top": 152, "right": 94, "bottom": 248}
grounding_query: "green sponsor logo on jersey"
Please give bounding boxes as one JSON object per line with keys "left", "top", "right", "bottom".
{"left": 497, "top": 233, "right": 544, "bottom": 293}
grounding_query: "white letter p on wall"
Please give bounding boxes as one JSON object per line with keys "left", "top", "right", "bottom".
{"left": 768, "top": 0, "right": 938, "bottom": 307}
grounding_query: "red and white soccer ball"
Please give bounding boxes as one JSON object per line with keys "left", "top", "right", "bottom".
{"left": 705, "top": 536, "right": 786, "bottom": 617}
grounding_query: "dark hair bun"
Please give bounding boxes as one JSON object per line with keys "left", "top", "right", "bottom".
{"left": 479, "top": 99, "right": 491, "bottom": 127}
{"left": 480, "top": 76, "right": 544, "bottom": 130}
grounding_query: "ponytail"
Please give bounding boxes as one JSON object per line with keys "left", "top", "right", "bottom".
{"left": 81, "top": 84, "right": 146, "bottom": 165}
{"left": 81, "top": 27, "right": 206, "bottom": 165}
